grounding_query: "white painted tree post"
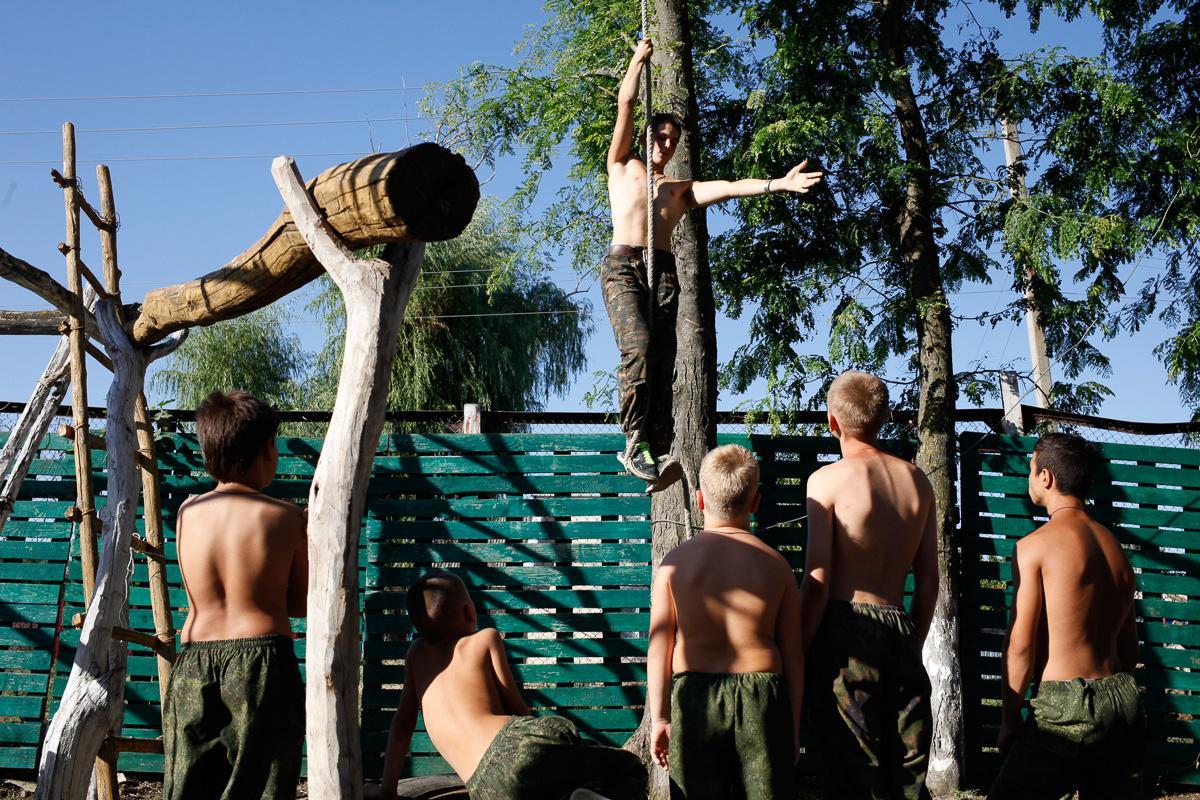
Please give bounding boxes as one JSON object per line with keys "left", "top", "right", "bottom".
{"left": 271, "top": 156, "right": 425, "bottom": 800}
{"left": 36, "top": 300, "right": 184, "bottom": 800}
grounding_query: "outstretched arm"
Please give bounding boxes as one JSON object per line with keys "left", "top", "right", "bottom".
{"left": 608, "top": 39, "right": 653, "bottom": 170}
{"left": 688, "top": 160, "right": 824, "bottom": 208}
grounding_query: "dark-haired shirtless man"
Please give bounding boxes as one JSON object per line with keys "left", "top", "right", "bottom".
{"left": 604, "top": 37, "right": 823, "bottom": 488}
{"left": 989, "top": 432, "right": 1144, "bottom": 799}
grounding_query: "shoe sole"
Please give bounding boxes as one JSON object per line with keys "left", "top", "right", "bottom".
{"left": 646, "top": 457, "right": 683, "bottom": 494}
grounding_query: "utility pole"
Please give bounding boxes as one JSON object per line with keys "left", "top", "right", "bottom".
{"left": 1002, "top": 118, "right": 1053, "bottom": 408}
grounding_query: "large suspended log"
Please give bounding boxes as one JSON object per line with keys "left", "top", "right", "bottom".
{"left": 0, "top": 310, "right": 65, "bottom": 335}
{"left": 129, "top": 144, "right": 478, "bottom": 345}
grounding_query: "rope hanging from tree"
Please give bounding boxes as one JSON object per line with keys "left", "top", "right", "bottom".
{"left": 640, "top": 0, "right": 656, "bottom": 305}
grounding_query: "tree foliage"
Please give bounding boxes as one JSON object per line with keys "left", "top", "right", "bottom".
{"left": 150, "top": 305, "right": 309, "bottom": 410}
{"left": 307, "top": 200, "right": 591, "bottom": 414}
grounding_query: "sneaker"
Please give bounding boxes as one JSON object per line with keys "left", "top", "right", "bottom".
{"left": 618, "top": 439, "right": 659, "bottom": 483}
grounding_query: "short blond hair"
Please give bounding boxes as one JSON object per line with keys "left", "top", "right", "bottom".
{"left": 827, "top": 371, "right": 891, "bottom": 436}
{"left": 698, "top": 444, "right": 760, "bottom": 518}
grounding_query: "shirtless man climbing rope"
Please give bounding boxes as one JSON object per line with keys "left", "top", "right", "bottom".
{"left": 605, "top": 38, "right": 823, "bottom": 489}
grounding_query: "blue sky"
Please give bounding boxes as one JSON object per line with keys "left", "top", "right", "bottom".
{"left": 0, "top": 1, "right": 1188, "bottom": 421}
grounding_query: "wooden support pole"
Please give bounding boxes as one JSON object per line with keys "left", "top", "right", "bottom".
{"left": 0, "top": 246, "right": 102, "bottom": 340}
{"left": 96, "top": 161, "right": 176, "bottom": 702}
{"left": 56, "top": 244, "right": 108, "bottom": 300}
{"left": 60, "top": 122, "right": 101, "bottom": 608}
{"left": 273, "top": 156, "right": 434, "bottom": 800}
{"left": 462, "top": 403, "right": 482, "bottom": 434}
{"left": 50, "top": 168, "right": 116, "bottom": 234}
{"left": 0, "top": 310, "right": 66, "bottom": 335}
{"left": 36, "top": 302, "right": 185, "bottom": 800}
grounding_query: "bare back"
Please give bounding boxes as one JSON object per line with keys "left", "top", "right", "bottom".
{"left": 406, "top": 630, "right": 518, "bottom": 781}
{"left": 810, "top": 450, "right": 933, "bottom": 606}
{"left": 662, "top": 531, "right": 795, "bottom": 673}
{"left": 1020, "top": 513, "right": 1135, "bottom": 682}
{"left": 176, "top": 491, "right": 307, "bottom": 642}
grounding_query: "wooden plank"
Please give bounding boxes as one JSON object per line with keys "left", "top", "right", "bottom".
{"left": 364, "top": 519, "right": 651, "bottom": 542}
{"left": 367, "top": 637, "right": 648, "bottom": 661}
{"left": 158, "top": 473, "right": 645, "bottom": 497}
{"left": 368, "top": 612, "right": 649, "bottom": 635}
{"left": 371, "top": 542, "right": 648, "bottom": 564}
{"left": 368, "top": 565, "right": 651, "bottom": 589}
{"left": 980, "top": 474, "right": 1200, "bottom": 509}
{"left": 363, "top": 661, "right": 646, "bottom": 685}
{"left": 365, "top": 497, "right": 649, "bottom": 519}
{"left": 364, "top": 588, "right": 650, "bottom": 612}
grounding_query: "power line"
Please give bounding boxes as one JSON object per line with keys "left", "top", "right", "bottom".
{"left": 0, "top": 117, "right": 427, "bottom": 136}
{"left": 0, "top": 87, "right": 417, "bottom": 103}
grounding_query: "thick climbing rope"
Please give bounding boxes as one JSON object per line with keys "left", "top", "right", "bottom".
{"left": 641, "top": 0, "right": 656, "bottom": 314}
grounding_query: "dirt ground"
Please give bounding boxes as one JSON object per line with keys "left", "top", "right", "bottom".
{"left": 3, "top": 780, "right": 1200, "bottom": 800}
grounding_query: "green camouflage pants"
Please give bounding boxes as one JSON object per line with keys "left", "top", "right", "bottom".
{"left": 669, "top": 671, "right": 796, "bottom": 800}
{"left": 805, "top": 600, "right": 932, "bottom": 800}
{"left": 989, "top": 672, "right": 1145, "bottom": 800}
{"left": 600, "top": 248, "right": 679, "bottom": 451}
{"left": 465, "top": 715, "right": 648, "bottom": 800}
{"left": 162, "top": 635, "right": 304, "bottom": 800}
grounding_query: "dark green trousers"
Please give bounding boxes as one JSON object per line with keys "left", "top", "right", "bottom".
{"left": 669, "top": 671, "right": 796, "bottom": 800}
{"left": 465, "top": 715, "right": 647, "bottom": 800}
{"left": 162, "top": 635, "right": 304, "bottom": 800}
{"left": 805, "top": 600, "right": 932, "bottom": 800}
{"left": 989, "top": 672, "right": 1145, "bottom": 800}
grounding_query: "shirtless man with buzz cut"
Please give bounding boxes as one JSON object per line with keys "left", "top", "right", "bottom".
{"left": 164, "top": 390, "right": 308, "bottom": 800}
{"left": 989, "top": 432, "right": 1144, "bottom": 799}
{"left": 800, "top": 370, "right": 939, "bottom": 799}
{"left": 605, "top": 37, "right": 823, "bottom": 487}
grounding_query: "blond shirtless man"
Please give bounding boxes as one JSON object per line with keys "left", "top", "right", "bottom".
{"left": 163, "top": 390, "right": 308, "bottom": 800}
{"left": 989, "top": 432, "right": 1144, "bottom": 799}
{"left": 374, "top": 571, "right": 646, "bottom": 800}
{"left": 605, "top": 38, "right": 823, "bottom": 486}
{"left": 646, "top": 444, "right": 803, "bottom": 799}
{"left": 800, "top": 371, "right": 938, "bottom": 799}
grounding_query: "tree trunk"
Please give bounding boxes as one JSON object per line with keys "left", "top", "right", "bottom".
{"left": 271, "top": 157, "right": 436, "bottom": 800}
{"left": 878, "top": 2, "right": 964, "bottom": 793}
{"left": 35, "top": 301, "right": 185, "bottom": 800}
{"left": 130, "top": 145, "right": 476, "bottom": 346}
{"left": 623, "top": 4, "right": 719, "bottom": 797}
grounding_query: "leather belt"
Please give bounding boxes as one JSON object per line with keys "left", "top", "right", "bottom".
{"left": 608, "top": 244, "right": 647, "bottom": 257}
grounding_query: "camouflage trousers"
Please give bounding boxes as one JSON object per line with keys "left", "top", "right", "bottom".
{"left": 601, "top": 247, "right": 679, "bottom": 452}
{"left": 669, "top": 671, "right": 796, "bottom": 800}
{"left": 989, "top": 672, "right": 1145, "bottom": 800}
{"left": 805, "top": 600, "right": 933, "bottom": 800}
{"left": 162, "top": 635, "right": 304, "bottom": 800}
{"left": 465, "top": 715, "right": 648, "bottom": 800}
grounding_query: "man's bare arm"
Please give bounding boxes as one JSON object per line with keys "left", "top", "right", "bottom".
{"left": 484, "top": 628, "right": 532, "bottom": 716}
{"left": 286, "top": 509, "right": 308, "bottom": 618}
{"left": 688, "top": 160, "right": 824, "bottom": 208}
{"left": 911, "top": 480, "right": 939, "bottom": 646}
{"left": 646, "top": 561, "right": 677, "bottom": 767}
{"left": 775, "top": 561, "right": 805, "bottom": 759}
{"left": 999, "top": 541, "right": 1042, "bottom": 748}
{"left": 607, "top": 39, "right": 652, "bottom": 170}
{"left": 379, "top": 660, "right": 420, "bottom": 796}
{"left": 799, "top": 473, "right": 835, "bottom": 653}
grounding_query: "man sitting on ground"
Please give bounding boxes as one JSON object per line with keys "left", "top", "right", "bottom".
{"left": 800, "top": 371, "right": 938, "bottom": 799}
{"left": 163, "top": 390, "right": 308, "bottom": 800}
{"left": 646, "top": 444, "right": 803, "bottom": 799}
{"left": 989, "top": 432, "right": 1144, "bottom": 799}
{"left": 373, "top": 570, "right": 647, "bottom": 800}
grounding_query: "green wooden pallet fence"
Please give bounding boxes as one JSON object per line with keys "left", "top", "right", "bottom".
{"left": 1, "top": 430, "right": 1197, "bottom": 786}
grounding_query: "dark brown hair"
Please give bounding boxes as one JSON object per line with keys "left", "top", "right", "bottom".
{"left": 195, "top": 390, "right": 280, "bottom": 482}
{"left": 650, "top": 112, "right": 684, "bottom": 133}
{"left": 406, "top": 570, "right": 469, "bottom": 640}
{"left": 1033, "top": 432, "right": 1099, "bottom": 498}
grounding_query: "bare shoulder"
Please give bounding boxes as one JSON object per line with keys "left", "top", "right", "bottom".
{"left": 405, "top": 636, "right": 431, "bottom": 667}
{"left": 1015, "top": 528, "right": 1049, "bottom": 566}
{"left": 806, "top": 460, "right": 846, "bottom": 496}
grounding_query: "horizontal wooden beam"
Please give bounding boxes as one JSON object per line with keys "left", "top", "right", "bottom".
{"left": 0, "top": 245, "right": 101, "bottom": 339}
{"left": 69, "top": 614, "right": 174, "bottom": 661}
{"left": 0, "top": 309, "right": 65, "bottom": 335}
{"left": 105, "top": 735, "right": 163, "bottom": 755}
{"left": 129, "top": 144, "right": 479, "bottom": 345}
